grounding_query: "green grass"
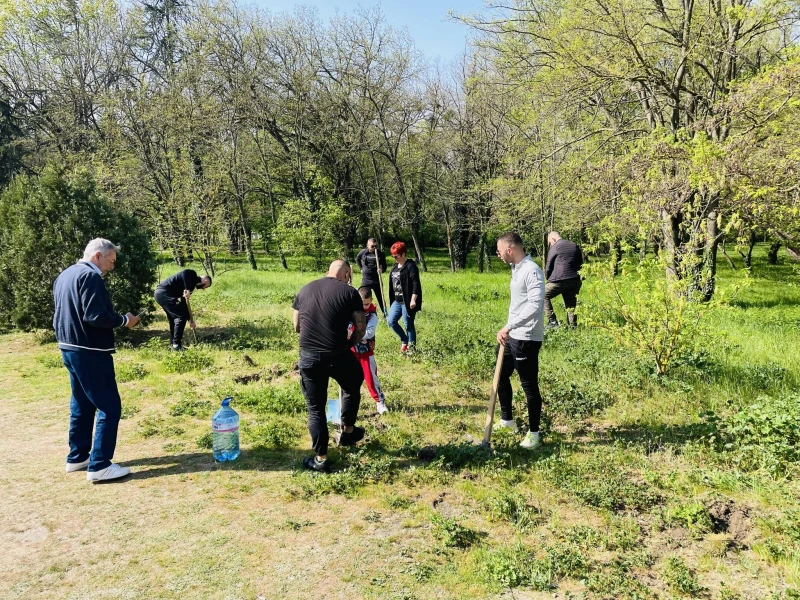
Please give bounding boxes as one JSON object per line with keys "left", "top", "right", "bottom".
{"left": 1, "top": 244, "right": 799, "bottom": 598}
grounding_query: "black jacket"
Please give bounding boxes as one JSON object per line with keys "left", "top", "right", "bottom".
{"left": 156, "top": 269, "right": 201, "bottom": 298}
{"left": 545, "top": 240, "right": 583, "bottom": 282}
{"left": 53, "top": 261, "right": 127, "bottom": 352}
{"left": 388, "top": 259, "right": 423, "bottom": 313}
{"left": 356, "top": 248, "right": 387, "bottom": 284}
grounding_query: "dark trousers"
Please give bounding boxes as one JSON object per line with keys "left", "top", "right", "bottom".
{"left": 154, "top": 289, "right": 190, "bottom": 346}
{"left": 544, "top": 278, "right": 582, "bottom": 322}
{"left": 361, "top": 280, "right": 386, "bottom": 315}
{"left": 298, "top": 349, "right": 364, "bottom": 456}
{"left": 496, "top": 339, "right": 543, "bottom": 433}
{"left": 62, "top": 350, "right": 122, "bottom": 472}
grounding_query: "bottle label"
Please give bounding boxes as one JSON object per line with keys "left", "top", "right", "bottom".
{"left": 213, "top": 424, "right": 239, "bottom": 433}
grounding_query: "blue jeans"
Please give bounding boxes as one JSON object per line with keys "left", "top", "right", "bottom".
{"left": 387, "top": 301, "right": 416, "bottom": 345}
{"left": 62, "top": 350, "right": 122, "bottom": 472}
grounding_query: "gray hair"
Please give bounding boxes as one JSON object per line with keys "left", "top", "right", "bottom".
{"left": 83, "top": 238, "right": 120, "bottom": 260}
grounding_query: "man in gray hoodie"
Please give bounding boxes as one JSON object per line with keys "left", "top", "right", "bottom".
{"left": 495, "top": 232, "right": 545, "bottom": 450}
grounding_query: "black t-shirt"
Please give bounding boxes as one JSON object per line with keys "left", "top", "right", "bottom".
{"left": 157, "top": 269, "right": 201, "bottom": 298}
{"left": 292, "top": 277, "right": 364, "bottom": 353}
{"left": 391, "top": 266, "right": 404, "bottom": 301}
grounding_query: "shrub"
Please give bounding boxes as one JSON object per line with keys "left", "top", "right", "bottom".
{"left": 0, "top": 166, "right": 156, "bottom": 330}
{"left": 585, "top": 258, "right": 718, "bottom": 376}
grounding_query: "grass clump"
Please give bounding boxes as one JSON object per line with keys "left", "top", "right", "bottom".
{"left": 431, "top": 514, "right": 481, "bottom": 550}
{"left": 484, "top": 490, "right": 542, "bottom": 532}
{"left": 663, "top": 502, "right": 714, "bottom": 539}
{"left": 162, "top": 349, "right": 214, "bottom": 373}
{"left": 36, "top": 354, "right": 63, "bottom": 369}
{"left": 168, "top": 395, "right": 213, "bottom": 417}
{"left": 238, "top": 384, "right": 305, "bottom": 415}
{"left": 539, "top": 451, "right": 662, "bottom": 513}
{"left": 138, "top": 415, "right": 185, "bottom": 438}
{"left": 116, "top": 362, "right": 148, "bottom": 382}
{"left": 662, "top": 556, "right": 704, "bottom": 596}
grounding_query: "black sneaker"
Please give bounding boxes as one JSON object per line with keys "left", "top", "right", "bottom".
{"left": 336, "top": 426, "right": 365, "bottom": 447}
{"left": 302, "top": 456, "right": 329, "bottom": 473}
{"left": 172, "top": 344, "right": 186, "bottom": 352}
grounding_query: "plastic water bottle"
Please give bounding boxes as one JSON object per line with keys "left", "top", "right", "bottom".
{"left": 212, "top": 397, "right": 240, "bottom": 461}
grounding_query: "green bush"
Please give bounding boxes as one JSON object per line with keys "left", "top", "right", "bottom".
{"left": 0, "top": 166, "right": 156, "bottom": 330}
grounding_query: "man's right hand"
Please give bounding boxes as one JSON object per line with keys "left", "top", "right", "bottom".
{"left": 125, "top": 313, "right": 140, "bottom": 328}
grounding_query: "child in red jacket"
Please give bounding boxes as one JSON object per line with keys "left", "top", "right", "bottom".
{"left": 352, "top": 287, "right": 389, "bottom": 415}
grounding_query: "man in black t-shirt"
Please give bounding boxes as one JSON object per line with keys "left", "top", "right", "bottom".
{"left": 292, "top": 260, "right": 367, "bottom": 472}
{"left": 154, "top": 269, "right": 212, "bottom": 350}
{"left": 355, "top": 238, "right": 388, "bottom": 317}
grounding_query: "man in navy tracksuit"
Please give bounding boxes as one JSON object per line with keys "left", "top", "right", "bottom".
{"left": 53, "top": 239, "right": 140, "bottom": 482}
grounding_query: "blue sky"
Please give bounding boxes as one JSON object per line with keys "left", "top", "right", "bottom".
{"left": 245, "top": 0, "right": 487, "bottom": 63}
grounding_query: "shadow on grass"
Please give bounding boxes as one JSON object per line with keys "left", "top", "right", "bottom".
{"left": 122, "top": 447, "right": 308, "bottom": 480}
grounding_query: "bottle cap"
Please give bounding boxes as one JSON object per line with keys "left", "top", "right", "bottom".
{"left": 222, "top": 396, "right": 233, "bottom": 407}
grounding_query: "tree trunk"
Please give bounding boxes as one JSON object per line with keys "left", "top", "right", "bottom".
{"left": 737, "top": 230, "right": 756, "bottom": 270}
{"left": 233, "top": 193, "right": 257, "bottom": 271}
{"left": 660, "top": 208, "right": 680, "bottom": 279}
{"left": 702, "top": 200, "right": 720, "bottom": 302}
{"left": 767, "top": 242, "right": 781, "bottom": 265}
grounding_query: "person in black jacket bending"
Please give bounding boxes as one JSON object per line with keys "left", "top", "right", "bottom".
{"left": 387, "top": 241, "right": 422, "bottom": 353}
{"left": 544, "top": 232, "right": 583, "bottom": 328}
{"left": 154, "top": 269, "right": 212, "bottom": 350}
{"left": 53, "top": 238, "right": 140, "bottom": 482}
{"left": 355, "top": 238, "right": 388, "bottom": 317}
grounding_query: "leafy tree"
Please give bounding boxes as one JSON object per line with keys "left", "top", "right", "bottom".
{"left": 0, "top": 165, "right": 157, "bottom": 330}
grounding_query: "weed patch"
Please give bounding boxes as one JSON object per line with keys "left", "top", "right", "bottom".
{"left": 116, "top": 362, "right": 148, "bottom": 382}
{"left": 538, "top": 451, "right": 662, "bottom": 512}
{"left": 662, "top": 557, "right": 704, "bottom": 596}
{"left": 238, "top": 384, "right": 305, "bottom": 415}
{"left": 702, "top": 393, "right": 800, "bottom": 474}
{"left": 138, "top": 415, "right": 185, "bottom": 438}
{"left": 162, "top": 349, "right": 214, "bottom": 373}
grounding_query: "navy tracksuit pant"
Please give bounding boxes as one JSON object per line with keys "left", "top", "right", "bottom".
{"left": 62, "top": 350, "right": 122, "bottom": 472}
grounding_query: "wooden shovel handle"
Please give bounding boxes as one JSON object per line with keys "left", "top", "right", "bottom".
{"left": 483, "top": 345, "right": 506, "bottom": 445}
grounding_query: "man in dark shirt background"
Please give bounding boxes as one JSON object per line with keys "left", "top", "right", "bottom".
{"left": 544, "top": 232, "right": 584, "bottom": 328}
{"left": 355, "top": 238, "right": 388, "bottom": 317}
{"left": 154, "top": 269, "right": 212, "bottom": 350}
{"left": 292, "top": 260, "right": 366, "bottom": 472}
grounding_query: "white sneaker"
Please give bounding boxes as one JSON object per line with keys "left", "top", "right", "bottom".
{"left": 376, "top": 401, "right": 389, "bottom": 415}
{"left": 493, "top": 419, "right": 519, "bottom": 434}
{"left": 65, "top": 459, "right": 90, "bottom": 472}
{"left": 86, "top": 463, "right": 131, "bottom": 482}
{"left": 520, "top": 431, "right": 542, "bottom": 450}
